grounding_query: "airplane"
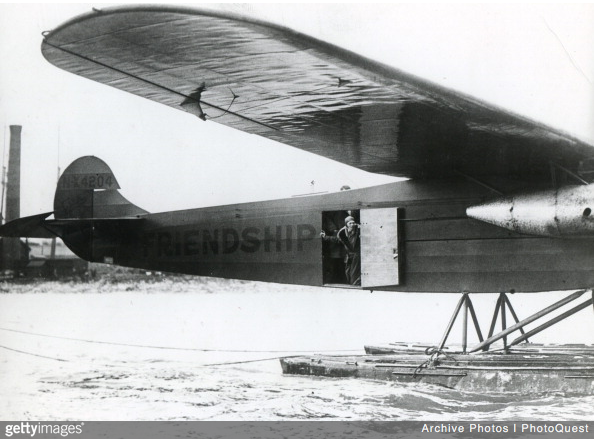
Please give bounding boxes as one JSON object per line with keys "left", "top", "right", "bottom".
{"left": 1, "top": 5, "right": 593, "bottom": 351}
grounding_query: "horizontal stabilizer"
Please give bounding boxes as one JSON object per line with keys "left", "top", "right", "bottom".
{"left": 49, "top": 216, "right": 144, "bottom": 223}
{"left": 0, "top": 212, "right": 54, "bottom": 238}
{"left": 0, "top": 212, "right": 145, "bottom": 239}
{"left": 47, "top": 217, "right": 145, "bottom": 229}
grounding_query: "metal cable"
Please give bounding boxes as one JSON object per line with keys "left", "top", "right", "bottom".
{"left": 200, "top": 355, "right": 302, "bottom": 367}
{"left": 0, "top": 327, "right": 361, "bottom": 353}
{"left": 0, "top": 343, "right": 303, "bottom": 368}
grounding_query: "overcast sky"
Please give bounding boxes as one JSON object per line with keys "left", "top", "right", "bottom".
{"left": 0, "top": 2, "right": 593, "bottom": 217}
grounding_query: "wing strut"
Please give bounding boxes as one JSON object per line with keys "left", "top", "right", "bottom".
{"left": 434, "top": 292, "right": 484, "bottom": 354}
{"left": 469, "top": 289, "right": 592, "bottom": 353}
{"left": 421, "top": 288, "right": 592, "bottom": 359}
{"left": 550, "top": 161, "right": 591, "bottom": 186}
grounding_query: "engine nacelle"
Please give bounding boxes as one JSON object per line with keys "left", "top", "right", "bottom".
{"left": 466, "top": 184, "right": 593, "bottom": 237}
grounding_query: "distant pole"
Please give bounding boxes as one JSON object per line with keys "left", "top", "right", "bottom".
{"left": 50, "top": 164, "right": 60, "bottom": 259}
{"left": 51, "top": 128, "right": 61, "bottom": 261}
{"left": 0, "top": 125, "right": 7, "bottom": 224}
{"left": 0, "top": 166, "right": 6, "bottom": 225}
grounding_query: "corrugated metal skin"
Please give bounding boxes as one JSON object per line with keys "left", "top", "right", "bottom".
{"left": 83, "top": 179, "right": 593, "bottom": 293}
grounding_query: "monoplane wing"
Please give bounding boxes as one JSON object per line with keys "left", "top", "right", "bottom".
{"left": 41, "top": 5, "right": 593, "bottom": 184}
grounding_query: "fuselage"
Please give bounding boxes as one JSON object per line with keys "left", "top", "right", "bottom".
{"left": 81, "top": 178, "right": 593, "bottom": 293}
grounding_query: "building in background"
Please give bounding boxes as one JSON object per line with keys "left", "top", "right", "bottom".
{"left": 25, "top": 238, "right": 88, "bottom": 279}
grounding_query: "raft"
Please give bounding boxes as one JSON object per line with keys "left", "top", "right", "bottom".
{"left": 280, "top": 343, "right": 594, "bottom": 394}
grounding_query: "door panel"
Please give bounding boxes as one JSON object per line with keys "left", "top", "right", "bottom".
{"left": 360, "top": 208, "right": 400, "bottom": 288}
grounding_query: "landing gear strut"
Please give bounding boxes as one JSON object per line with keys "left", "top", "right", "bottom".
{"left": 433, "top": 289, "right": 593, "bottom": 355}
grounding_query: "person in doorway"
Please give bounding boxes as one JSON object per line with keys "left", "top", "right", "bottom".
{"left": 321, "top": 215, "right": 361, "bottom": 285}
{"left": 321, "top": 211, "right": 348, "bottom": 283}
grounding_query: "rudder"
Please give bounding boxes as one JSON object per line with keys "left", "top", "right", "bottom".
{"left": 54, "top": 156, "right": 147, "bottom": 219}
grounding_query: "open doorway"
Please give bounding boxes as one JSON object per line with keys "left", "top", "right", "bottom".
{"left": 321, "top": 207, "right": 402, "bottom": 289}
{"left": 321, "top": 210, "right": 360, "bottom": 286}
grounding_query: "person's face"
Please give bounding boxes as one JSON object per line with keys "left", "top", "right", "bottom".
{"left": 347, "top": 220, "right": 356, "bottom": 230}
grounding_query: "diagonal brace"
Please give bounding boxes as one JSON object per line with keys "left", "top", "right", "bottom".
{"left": 470, "top": 289, "right": 587, "bottom": 353}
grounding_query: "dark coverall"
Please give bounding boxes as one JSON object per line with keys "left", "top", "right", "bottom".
{"left": 336, "top": 226, "right": 361, "bottom": 285}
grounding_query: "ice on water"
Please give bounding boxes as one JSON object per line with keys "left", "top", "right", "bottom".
{"left": 0, "top": 279, "right": 592, "bottom": 420}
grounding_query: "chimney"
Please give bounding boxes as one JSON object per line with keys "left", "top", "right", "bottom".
{"left": 3, "top": 125, "right": 23, "bottom": 271}
{"left": 6, "top": 125, "right": 21, "bottom": 222}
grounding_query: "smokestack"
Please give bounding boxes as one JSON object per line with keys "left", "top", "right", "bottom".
{"left": 6, "top": 125, "right": 21, "bottom": 222}
{"left": 3, "top": 125, "right": 22, "bottom": 271}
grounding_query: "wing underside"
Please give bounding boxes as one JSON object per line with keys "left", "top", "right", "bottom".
{"left": 41, "top": 5, "right": 593, "bottom": 184}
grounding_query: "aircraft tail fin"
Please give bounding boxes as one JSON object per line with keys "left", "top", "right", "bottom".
{"left": 54, "top": 156, "right": 147, "bottom": 219}
{"left": 0, "top": 157, "right": 148, "bottom": 262}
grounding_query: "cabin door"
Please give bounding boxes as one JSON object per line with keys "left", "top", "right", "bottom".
{"left": 360, "top": 208, "right": 400, "bottom": 288}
